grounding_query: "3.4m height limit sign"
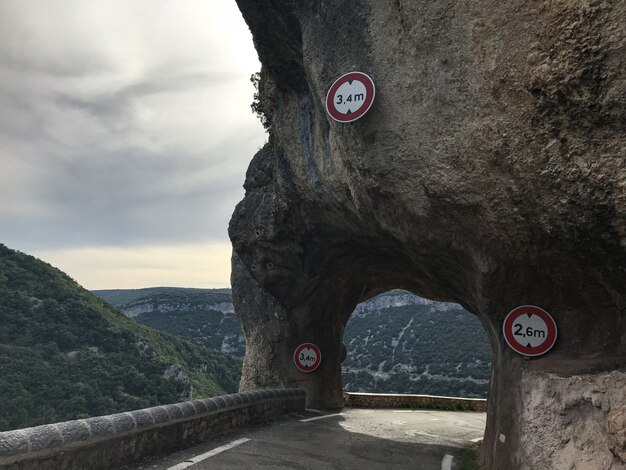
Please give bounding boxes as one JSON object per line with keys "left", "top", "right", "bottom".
{"left": 325, "top": 71, "right": 375, "bottom": 123}
{"left": 294, "top": 343, "right": 321, "bottom": 373}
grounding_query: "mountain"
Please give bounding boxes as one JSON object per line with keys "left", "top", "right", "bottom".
{"left": 95, "top": 287, "right": 245, "bottom": 357}
{"left": 0, "top": 244, "right": 241, "bottom": 432}
{"left": 95, "top": 288, "right": 491, "bottom": 398}
{"left": 342, "top": 291, "right": 490, "bottom": 398}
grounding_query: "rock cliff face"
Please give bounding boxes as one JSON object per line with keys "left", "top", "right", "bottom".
{"left": 228, "top": 1, "right": 626, "bottom": 468}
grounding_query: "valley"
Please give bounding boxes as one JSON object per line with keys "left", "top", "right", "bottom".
{"left": 96, "top": 288, "right": 491, "bottom": 399}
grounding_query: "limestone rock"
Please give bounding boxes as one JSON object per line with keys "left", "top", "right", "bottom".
{"left": 229, "top": 1, "right": 626, "bottom": 468}
{"left": 608, "top": 406, "right": 626, "bottom": 463}
{"left": 520, "top": 371, "right": 626, "bottom": 469}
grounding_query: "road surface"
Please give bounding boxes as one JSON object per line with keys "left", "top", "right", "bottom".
{"left": 134, "top": 408, "right": 486, "bottom": 470}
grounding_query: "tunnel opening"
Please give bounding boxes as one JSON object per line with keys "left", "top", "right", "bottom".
{"left": 341, "top": 289, "right": 492, "bottom": 399}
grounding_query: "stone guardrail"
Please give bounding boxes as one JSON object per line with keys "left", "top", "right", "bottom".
{"left": 344, "top": 392, "right": 487, "bottom": 412}
{"left": 0, "top": 388, "right": 305, "bottom": 470}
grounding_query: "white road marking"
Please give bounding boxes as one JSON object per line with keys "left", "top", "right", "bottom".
{"left": 391, "top": 409, "right": 432, "bottom": 413}
{"left": 441, "top": 454, "right": 454, "bottom": 470}
{"left": 412, "top": 431, "right": 441, "bottom": 439}
{"left": 167, "top": 438, "right": 251, "bottom": 470}
{"left": 300, "top": 413, "right": 342, "bottom": 422}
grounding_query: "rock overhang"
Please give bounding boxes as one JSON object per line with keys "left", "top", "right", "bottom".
{"left": 229, "top": 1, "right": 625, "bottom": 468}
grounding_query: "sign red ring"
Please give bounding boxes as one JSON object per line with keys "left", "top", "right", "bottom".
{"left": 293, "top": 343, "right": 322, "bottom": 373}
{"left": 503, "top": 305, "right": 557, "bottom": 357}
{"left": 325, "top": 71, "right": 376, "bottom": 123}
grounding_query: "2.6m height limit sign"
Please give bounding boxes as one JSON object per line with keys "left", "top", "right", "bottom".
{"left": 503, "top": 305, "right": 557, "bottom": 357}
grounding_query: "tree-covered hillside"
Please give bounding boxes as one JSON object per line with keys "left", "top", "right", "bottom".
{"left": 342, "top": 299, "right": 491, "bottom": 398}
{"left": 96, "top": 288, "right": 245, "bottom": 356}
{"left": 0, "top": 244, "right": 241, "bottom": 431}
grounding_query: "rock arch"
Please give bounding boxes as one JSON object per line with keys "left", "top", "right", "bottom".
{"left": 229, "top": 1, "right": 625, "bottom": 468}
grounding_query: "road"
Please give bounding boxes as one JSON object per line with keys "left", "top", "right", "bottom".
{"left": 134, "top": 408, "right": 486, "bottom": 470}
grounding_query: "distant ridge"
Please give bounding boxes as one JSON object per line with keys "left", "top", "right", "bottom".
{"left": 94, "top": 287, "right": 244, "bottom": 356}
{"left": 93, "top": 287, "right": 231, "bottom": 307}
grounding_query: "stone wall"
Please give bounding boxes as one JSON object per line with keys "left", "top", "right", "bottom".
{"left": 0, "top": 388, "right": 305, "bottom": 470}
{"left": 344, "top": 392, "right": 487, "bottom": 412}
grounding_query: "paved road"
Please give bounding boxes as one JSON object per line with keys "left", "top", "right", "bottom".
{"left": 135, "top": 408, "right": 486, "bottom": 470}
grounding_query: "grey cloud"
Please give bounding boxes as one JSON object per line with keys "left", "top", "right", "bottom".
{"left": 1, "top": 126, "right": 262, "bottom": 250}
{"left": 52, "top": 67, "right": 238, "bottom": 121}
{"left": 0, "top": 54, "right": 111, "bottom": 79}
{"left": 0, "top": 1, "right": 266, "bottom": 254}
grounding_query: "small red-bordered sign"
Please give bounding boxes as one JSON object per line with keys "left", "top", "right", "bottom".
{"left": 503, "top": 305, "right": 557, "bottom": 357}
{"left": 325, "top": 71, "right": 375, "bottom": 123}
{"left": 293, "top": 343, "right": 321, "bottom": 372}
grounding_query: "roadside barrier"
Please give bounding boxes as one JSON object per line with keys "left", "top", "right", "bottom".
{"left": 0, "top": 388, "right": 305, "bottom": 470}
{"left": 344, "top": 392, "right": 487, "bottom": 412}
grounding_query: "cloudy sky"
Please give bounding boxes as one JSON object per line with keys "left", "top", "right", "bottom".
{"left": 0, "top": 1, "right": 266, "bottom": 289}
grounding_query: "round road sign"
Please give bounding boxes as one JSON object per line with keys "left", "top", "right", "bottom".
{"left": 294, "top": 343, "right": 321, "bottom": 372}
{"left": 503, "top": 305, "right": 557, "bottom": 357}
{"left": 325, "top": 71, "right": 375, "bottom": 123}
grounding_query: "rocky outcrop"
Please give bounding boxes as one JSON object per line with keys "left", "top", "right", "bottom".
{"left": 520, "top": 370, "right": 626, "bottom": 469}
{"left": 351, "top": 290, "right": 457, "bottom": 317}
{"left": 162, "top": 364, "right": 192, "bottom": 401}
{"left": 228, "top": 1, "right": 626, "bottom": 468}
{"left": 120, "top": 301, "right": 234, "bottom": 318}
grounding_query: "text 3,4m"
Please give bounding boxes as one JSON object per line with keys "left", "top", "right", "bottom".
{"left": 336, "top": 93, "right": 364, "bottom": 105}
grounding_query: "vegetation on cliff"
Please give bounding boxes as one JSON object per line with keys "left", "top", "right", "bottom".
{"left": 342, "top": 302, "right": 491, "bottom": 398}
{"left": 95, "top": 288, "right": 245, "bottom": 357}
{"left": 0, "top": 244, "right": 241, "bottom": 431}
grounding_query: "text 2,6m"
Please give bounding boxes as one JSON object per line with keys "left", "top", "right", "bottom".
{"left": 513, "top": 323, "right": 546, "bottom": 339}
